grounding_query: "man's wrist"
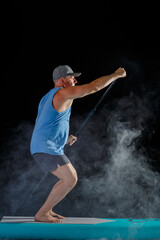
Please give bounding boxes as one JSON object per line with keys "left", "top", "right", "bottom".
{"left": 113, "top": 72, "right": 121, "bottom": 79}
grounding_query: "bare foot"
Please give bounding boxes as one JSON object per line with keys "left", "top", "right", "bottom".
{"left": 49, "top": 210, "right": 65, "bottom": 219}
{"left": 34, "top": 213, "right": 62, "bottom": 223}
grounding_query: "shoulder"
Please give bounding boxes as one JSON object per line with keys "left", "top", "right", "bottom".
{"left": 52, "top": 88, "right": 73, "bottom": 112}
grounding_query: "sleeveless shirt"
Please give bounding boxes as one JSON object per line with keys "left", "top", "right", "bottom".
{"left": 30, "top": 87, "right": 71, "bottom": 155}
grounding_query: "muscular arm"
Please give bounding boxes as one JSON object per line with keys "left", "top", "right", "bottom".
{"left": 58, "top": 67, "right": 126, "bottom": 100}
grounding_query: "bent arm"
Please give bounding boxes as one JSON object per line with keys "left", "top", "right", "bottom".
{"left": 59, "top": 67, "right": 126, "bottom": 100}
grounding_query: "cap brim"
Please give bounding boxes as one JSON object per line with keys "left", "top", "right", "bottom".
{"left": 67, "top": 72, "right": 81, "bottom": 77}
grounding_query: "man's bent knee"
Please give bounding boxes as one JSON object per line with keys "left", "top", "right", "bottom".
{"left": 64, "top": 172, "right": 78, "bottom": 188}
{"left": 51, "top": 162, "right": 78, "bottom": 187}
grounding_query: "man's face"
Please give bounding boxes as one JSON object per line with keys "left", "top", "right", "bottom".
{"left": 62, "top": 76, "right": 78, "bottom": 88}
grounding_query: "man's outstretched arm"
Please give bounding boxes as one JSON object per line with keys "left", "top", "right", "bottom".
{"left": 59, "top": 67, "right": 126, "bottom": 100}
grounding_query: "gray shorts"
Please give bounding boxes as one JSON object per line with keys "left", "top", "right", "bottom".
{"left": 32, "top": 152, "right": 70, "bottom": 173}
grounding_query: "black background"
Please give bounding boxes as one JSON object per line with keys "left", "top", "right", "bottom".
{"left": 1, "top": 1, "right": 160, "bottom": 118}
{"left": 1, "top": 1, "right": 160, "bottom": 211}
{"left": 1, "top": 1, "right": 160, "bottom": 153}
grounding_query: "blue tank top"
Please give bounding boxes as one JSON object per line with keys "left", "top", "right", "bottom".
{"left": 30, "top": 87, "right": 71, "bottom": 155}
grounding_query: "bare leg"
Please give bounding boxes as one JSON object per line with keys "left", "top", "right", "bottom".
{"left": 48, "top": 178, "right": 66, "bottom": 219}
{"left": 34, "top": 163, "right": 77, "bottom": 223}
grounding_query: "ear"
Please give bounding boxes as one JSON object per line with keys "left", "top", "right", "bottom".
{"left": 59, "top": 77, "right": 64, "bottom": 83}
{"left": 59, "top": 77, "right": 65, "bottom": 87}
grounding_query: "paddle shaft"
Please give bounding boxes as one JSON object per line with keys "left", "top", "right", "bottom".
{"left": 74, "top": 81, "right": 116, "bottom": 137}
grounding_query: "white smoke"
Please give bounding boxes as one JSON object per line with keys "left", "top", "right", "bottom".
{"left": 0, "top": 91, "right": 160, "bottom": 219}
{"left": 66, "top": 92, "right": 160, "bottom": 218}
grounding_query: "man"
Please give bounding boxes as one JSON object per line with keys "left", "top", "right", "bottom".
{"left": 30, "top": 65, "right": 126, "bottom": 223}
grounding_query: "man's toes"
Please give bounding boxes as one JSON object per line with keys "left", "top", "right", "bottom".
{"left": 56, "top": 218, "right": 62, "bottom": 223}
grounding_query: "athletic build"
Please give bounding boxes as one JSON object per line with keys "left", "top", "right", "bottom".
{"left": 31, "top": 65, "right": 126, "bottom": 223}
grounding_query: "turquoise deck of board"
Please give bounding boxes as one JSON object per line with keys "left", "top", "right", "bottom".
{"left": 1, "top": 217, "right": 160, "bottom": 239}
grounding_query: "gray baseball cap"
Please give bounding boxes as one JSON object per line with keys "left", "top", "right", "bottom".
{"left": 52, "top": 65, "right": 81, "bottom": 81}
